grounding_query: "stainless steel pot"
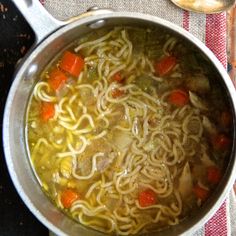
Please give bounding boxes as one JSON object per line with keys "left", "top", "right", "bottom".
{"left": 3, "top": 1, "right": 236, "bottom": 235}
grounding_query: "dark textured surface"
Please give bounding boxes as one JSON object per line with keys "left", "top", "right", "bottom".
{"left": 0, "top": 1, "right": 48, "bottom": 235}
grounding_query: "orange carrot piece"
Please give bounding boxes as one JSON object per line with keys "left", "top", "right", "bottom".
{"left": 212, "top": 133, "right": 231, "bottom": 151}
{"left": 59, "top": 51, "right": 84, "bottom": 77}
{"left": 111, "top": 88, "right": 125, "bottom": 98}
{"left": 168, "top": 89, "right": 189, "bottom": 107}
{"left": 61, "top": 189, "right": 79, "bottom": 209}
{"left": 138, "top": 189, "right": 156, "bottom": 207}
{"left": 112, "top": 72, "right": 123, "bottom": 82}
{"left": 193, "top": 185, "right": 209, "bottom": 201}
{"left": 207, "top": 166, "right": 222, "bottom": 184}
{"left": 40, "top": 102, "right": 55, "bottom": 122}
{"left": 48, "top": 69, "right": 68, "bottom": 91}
{"left": 155, "top": 56, "right": 177, "bottom": 76}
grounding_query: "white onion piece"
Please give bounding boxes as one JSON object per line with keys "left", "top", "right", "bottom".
{"left": 189, "top": 91, "right": 208, "bottom": 111}
{"left": 202, "top": 116, "right": 217, "bottom": 135}
{"left": 178, "top": 162, "right": 193, "bottom": 199}
{"left": 200, "top": 152, "right": 215, "bottom": 167}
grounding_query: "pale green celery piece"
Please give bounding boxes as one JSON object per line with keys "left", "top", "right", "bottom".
{"left": 136, "top": 74, "right": 154, "bottom": 92}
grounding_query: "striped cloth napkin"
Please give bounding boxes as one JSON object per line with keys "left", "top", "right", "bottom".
{"left": 41, "top": 0, "right": 236, "bottom": 235}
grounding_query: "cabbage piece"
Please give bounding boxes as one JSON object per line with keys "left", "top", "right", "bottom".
{"left": 80, "top": 88, "right": 95, "bottom": 106}
{"left": 189, "top": 91, "right": 208, "bottom": 111}
{"left": 178, "top": 162, "right": 193, "bottom": 199}
{"left": 113, "top": 131, "right": 133, "bottom": 150}
{"left": 97, "top": 152, "right": 116, "bottom": 172}
{"left": 104, "top": 197, "right": 122, "bottom": 211}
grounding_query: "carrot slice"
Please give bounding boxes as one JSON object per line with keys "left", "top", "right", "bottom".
{"left": 168, "top": 89, "right": 189, "bottom": 107}
{"left": 112, "top": 72, "right": 124, "bottom": 82}
{"left": 212, "top": 133, "right": 231, "bottom": 151}
{"left": 61, "top": 189, "right": 79, "bottom": 209}
{"left": 138, "top": 189, "right": 156, "bottom": 207}
{"left": 40, "top": 102, "right": 55, "bottom": 122}
{"left": 193, "top": 185, "right": 209, "bottom": 201}
{"left": 59, "top": 51, "right": 84, "bottom": 77}
{"left": 111, "top": 88, "right": 125, "bottom": 98}
{"left": 155, "top": 56, "right": 177, "bottom": 76}
{"left": 207, "top": 166, "right": 222, "bottom": 184}
{"left": 48, "top": 69, "right": 68, "bottom": 91}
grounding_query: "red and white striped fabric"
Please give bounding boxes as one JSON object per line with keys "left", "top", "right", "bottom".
{"left": 41, "top": 0, "right": 236, "bottom": 235}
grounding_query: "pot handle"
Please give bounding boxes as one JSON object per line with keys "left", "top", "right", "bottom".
{"left": 12, "top": 0, "right": 114, "bottom": 43}
{"left": 11, "top": 0, "right": 65, "bottom": 43}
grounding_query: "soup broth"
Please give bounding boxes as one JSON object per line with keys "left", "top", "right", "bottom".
{"left": 26, "top": 27, "right": 233, "bottom": 235}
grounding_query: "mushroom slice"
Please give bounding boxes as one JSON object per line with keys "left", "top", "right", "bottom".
{"left": 178, "top": 162, "right": 193, "bottom": 199}
{"left": 202, "top": 116, "right": 217, "bottom": 135}
{"left": 189, "top": 91, "right": 208, "bottom": 111}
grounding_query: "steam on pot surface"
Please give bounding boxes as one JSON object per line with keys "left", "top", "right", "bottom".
{"left": 25, "top": 26, "right": 233, "bottom": 235}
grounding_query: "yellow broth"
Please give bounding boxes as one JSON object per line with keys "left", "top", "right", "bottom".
{"left": 26, "top": 27, "right": 233, "bottom": 235}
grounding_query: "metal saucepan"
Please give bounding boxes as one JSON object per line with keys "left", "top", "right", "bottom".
{"left": 3, "top": 0, "right": 236, "bottom": 235}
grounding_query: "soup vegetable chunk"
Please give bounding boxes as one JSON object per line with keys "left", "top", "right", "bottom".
{"left": 26, "top": 27, "right": 232, "bottom": 235}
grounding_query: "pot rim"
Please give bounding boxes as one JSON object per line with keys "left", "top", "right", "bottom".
{"left": 3, "top": 11, "right": 236, "bottom": 236}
